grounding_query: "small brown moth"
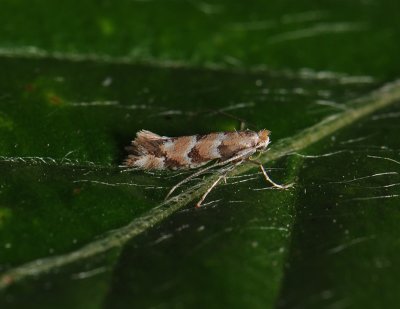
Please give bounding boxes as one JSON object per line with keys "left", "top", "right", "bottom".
{"left": 123, "top": 129, "right": 291, "bottom": 207}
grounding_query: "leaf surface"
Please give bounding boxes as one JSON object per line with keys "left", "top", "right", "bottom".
{"left": 1, "top": 1, "right": 400, "bottom": 308}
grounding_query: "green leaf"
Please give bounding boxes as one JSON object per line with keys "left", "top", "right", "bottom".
{"left": 1, "top": 1, "right": 400, "bottom": 308}
{"left": 1, "top": 0, "right": 400, "bottom": 78}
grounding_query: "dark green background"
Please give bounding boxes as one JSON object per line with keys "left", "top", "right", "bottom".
{"left": 0, "top": 1, "right": 399, "bottom": 308}
{"left": 1, "top": 0, "right": 400, "bottom": 78}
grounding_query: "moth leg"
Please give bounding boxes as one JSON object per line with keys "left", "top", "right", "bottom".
{"left": 195, "top": 159, "right": 244, "bottom": 207}
{"left": 247, "top": 159, "right": 293, "bottom": 189}
{"left": 196, "top": 175, "right": 225, "bottom": 208}
{"left": 165, "top": 162, "right": 221, "bottom": 201}
{"left": 165, "top": 150, "right": 253, "bottom": 201}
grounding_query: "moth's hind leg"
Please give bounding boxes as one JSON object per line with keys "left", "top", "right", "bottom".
{"left": 195, "top": 159, "right": 243, "bottom": 208}
{"left": 246, "top": 159, "right": 294, "bottom": 189}
{"left": 195, "top": 175, "right": 225, "bottom": 208}
{"left": 164, "top": 163, "right": 220, "bottom": 201}
{"left": 165, "top": 150, "right": 252, "bottom": 201}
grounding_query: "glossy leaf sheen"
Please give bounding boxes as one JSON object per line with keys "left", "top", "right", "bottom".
{"left": 1, "top": 1, "right": 400, "bottom": 309}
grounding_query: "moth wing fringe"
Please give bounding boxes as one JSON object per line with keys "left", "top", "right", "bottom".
{"left": 123, "top": 130, "right": 170, "bottom": 166}
{"left": 136, "top": 130, "right": 166, "bottom": 141}
{"left": 122, "top": 154, "right": 140, "bottom": 167}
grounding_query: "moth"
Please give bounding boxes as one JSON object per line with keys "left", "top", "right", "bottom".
{"left": 123, "top": 129, "right": 291, "bottom": 207}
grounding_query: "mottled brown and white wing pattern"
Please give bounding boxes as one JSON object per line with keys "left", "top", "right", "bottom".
{"left": 123, "top": 130, "right": 266, "bottom": 170}
{"left": 122, "top": 129, "right": 291, "bottom": 207}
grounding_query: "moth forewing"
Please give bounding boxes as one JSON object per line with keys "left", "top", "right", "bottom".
{"left": 123, "top": 129, "right": 289, "bottom": 207}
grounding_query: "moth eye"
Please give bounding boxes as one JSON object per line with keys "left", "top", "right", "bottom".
{"left": 258, "top": 129, "right": 270, "bottom": 142}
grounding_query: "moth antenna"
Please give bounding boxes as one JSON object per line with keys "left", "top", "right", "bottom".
{"left": 214, "top": 110, "right": 257, "bottom": 130}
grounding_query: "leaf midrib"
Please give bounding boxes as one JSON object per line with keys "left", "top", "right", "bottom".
{"left": 1, "top": 79, "right": 399, "bottom": 290}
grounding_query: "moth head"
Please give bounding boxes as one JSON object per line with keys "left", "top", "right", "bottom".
{"left": 257, "top": 129, "right": 271, "bottom": 149}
